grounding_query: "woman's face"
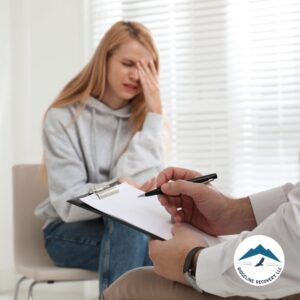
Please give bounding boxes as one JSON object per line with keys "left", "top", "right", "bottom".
{"left": 102, "top": 39, "right": 153, "bottom": 109}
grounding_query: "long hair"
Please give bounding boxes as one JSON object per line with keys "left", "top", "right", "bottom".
{"left": 46, "top": 21, "right": 160, "bottom": 133}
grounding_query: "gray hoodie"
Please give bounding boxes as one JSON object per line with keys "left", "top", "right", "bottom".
{"left": 35, "top": 97, "right": 164, "bottom": 224}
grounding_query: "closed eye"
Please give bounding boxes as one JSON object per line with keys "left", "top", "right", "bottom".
{"left": 122, "top": 62, "right": 134, "bottom": 67}
{"left": 122, "top": 60, "right": 135, "bottom": 67}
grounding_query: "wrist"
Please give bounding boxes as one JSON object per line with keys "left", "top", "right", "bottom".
{"left": 183, "top": 246, "right": 204, "bottom": 292}
{"left": 238, "top": 197, "right": 257, "bottom": 230}
{"left": 227, "top": 197, "right": 257, "bottom": 233}
{"left": 191, "top": 249, "right": 201, "bottom": 275}
{"left": 145, "top": 96, "right": 162, "bottom": 114}
{"left": 147, "top": 105, "right": 162, "bottom": 114}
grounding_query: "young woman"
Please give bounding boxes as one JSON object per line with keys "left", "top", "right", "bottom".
{"left": 35, "top": 21, "right": 164, "bottom": 296}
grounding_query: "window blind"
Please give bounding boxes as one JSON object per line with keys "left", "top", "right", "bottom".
{"left": 90, "top": 0, "right": 300, "bottom": 196}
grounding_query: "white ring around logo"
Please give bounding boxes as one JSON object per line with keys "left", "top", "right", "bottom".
{"left": 234, "top": 235, "right": 284, "bottom": 286}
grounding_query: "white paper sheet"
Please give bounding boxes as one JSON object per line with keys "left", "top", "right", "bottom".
{"left": 80, "top": 182, "right": 227, "bottom": 244}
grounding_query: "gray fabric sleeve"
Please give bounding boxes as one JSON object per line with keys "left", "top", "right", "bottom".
{"left": 110, "top": 112, "right": 165, "bottom": 184}
{"left": 41, "top": 111, "right": 164, "bottom": 223}
{"left": 43, "top": 126, "right": 104, "bottom": 223}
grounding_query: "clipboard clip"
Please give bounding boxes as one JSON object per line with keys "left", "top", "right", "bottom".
{"left": 89, "top": 180, "right": 120, "bottom": 200}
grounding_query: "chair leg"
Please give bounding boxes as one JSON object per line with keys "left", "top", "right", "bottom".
{"left": 27, "top": 280, "right": 55, "bottom": 300}
{"left": 14, "top": 276, "right": 28, "bottom": 300}
{"left": 28, "top": 281, "right": 38, "bottom": 300}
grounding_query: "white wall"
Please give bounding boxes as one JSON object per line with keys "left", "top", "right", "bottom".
{"left": 0, "top": 0, "right": 95, "bottom": 295}
{"left": 11, "top": 0, "right": 88, "bottom": 163}
{"left": 0, "top": 0, "right": 13, "bottom": 291}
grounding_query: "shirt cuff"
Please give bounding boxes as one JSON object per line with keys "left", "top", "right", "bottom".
{"left": 195, "top": 240, "right": 236, "bottom": 296}
{"left": 142, "top": 112, "right": 163, "bottom": 131}
{"left": 249, "top": 184, "right": 292, "bottom": 224}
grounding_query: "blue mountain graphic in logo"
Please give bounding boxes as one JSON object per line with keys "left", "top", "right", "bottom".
{"left": 239, "top": 244, "right": 280, "bottom": 262}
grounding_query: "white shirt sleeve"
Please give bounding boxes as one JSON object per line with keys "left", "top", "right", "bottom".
{"left": 250, "top": 183, "right": 295, "bottom": 224}
{"left": 195, "top": 183, "right": 300, "bottom": 299}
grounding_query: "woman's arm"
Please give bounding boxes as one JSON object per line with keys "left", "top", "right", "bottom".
{"left": 42, "top": 110, "right": 115, "bottom": 223}
{"left": 111, "top": 59, "right": 165, "bottom": 183}
{"left": 110, "top": 112, "right": 164, "bottom": 184}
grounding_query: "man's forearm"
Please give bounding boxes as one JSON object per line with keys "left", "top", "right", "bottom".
{"left": 224, "top": 197, "right": 257, "bottom": 234}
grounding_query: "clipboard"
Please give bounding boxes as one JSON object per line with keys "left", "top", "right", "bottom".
{"left": 68, "top": 180, "right": 120, "bottom": 212}
{"left": 68, "top": 182, "right": 224, "bottom": 245}
{"left": 67, "top": 181, "right": 169, "bottom": 240}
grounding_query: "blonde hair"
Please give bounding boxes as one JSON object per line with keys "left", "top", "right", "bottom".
{"left": 46, "top": 21, "right": 159, "bottom": 133}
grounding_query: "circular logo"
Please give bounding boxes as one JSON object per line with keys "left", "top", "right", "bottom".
{"left": 234, "top": 235, "right": 284, "bottom": 286}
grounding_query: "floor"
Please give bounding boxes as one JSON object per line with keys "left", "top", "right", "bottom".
{"left": 0, "top": 291, "right": 88, "bottom": 300}
{"left": 0, "top": 280, "right": 98, "bottom": 300}
{"left": 0, "top": 290, "right": 88, "bottom": 300}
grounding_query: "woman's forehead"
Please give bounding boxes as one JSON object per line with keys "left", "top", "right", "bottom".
{"left": 113, "top": 40, "right": 153, "bottom": 61}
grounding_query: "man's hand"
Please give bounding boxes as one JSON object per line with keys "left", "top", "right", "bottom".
{"left": 149, "top": 223, "right": 208, "bottom": 285}
{"left": 157, "top": 167, "right": 257, "bottom": 236}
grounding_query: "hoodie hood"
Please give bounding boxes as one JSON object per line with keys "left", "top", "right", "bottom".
{"left": 87, "top": 96, "right": 132, "bottom": 119}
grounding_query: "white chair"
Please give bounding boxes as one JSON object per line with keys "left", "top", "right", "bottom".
{"left": 12, "top": 164, "right": 98, "bottom": 300}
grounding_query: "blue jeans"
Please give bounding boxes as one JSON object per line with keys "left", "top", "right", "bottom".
{"left": 43, "top": 216, "right": 152, "bottom": 296}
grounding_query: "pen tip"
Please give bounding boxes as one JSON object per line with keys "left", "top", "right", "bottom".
{"left": 138, "top": 194, "right": 145, "bottom": 198}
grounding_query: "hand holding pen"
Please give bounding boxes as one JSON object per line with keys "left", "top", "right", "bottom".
{"left": 139, "top": 173, "right": 217, "bottom": 197}
{"left": 153, "top": 166, "right": 238, "bottom": 236}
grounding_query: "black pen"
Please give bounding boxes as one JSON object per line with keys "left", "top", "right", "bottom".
{"left": 138, "top": 173, "right": 217, "bottom": 197}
